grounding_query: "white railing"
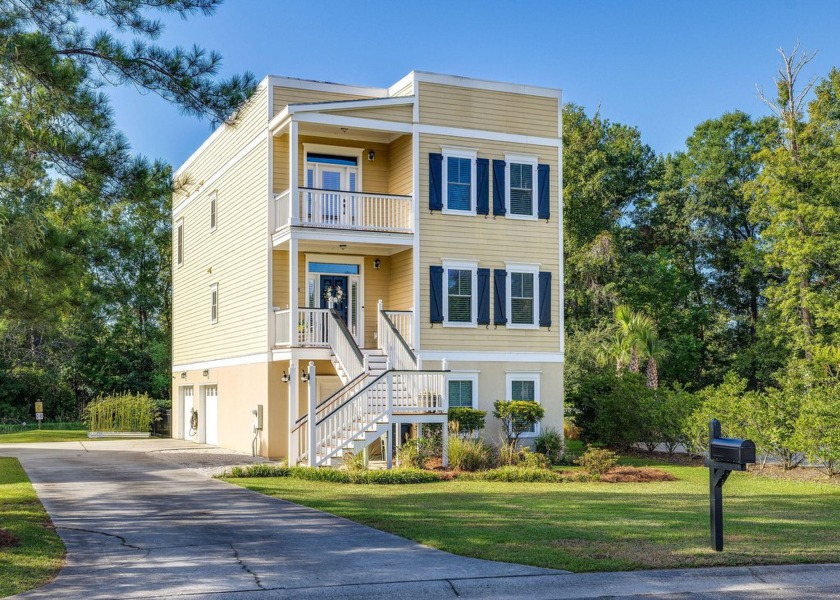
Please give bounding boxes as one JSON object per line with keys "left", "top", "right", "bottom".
{"left": 296, "top": 308, "right": 329, "bottom": 347}
{"left": 274, "top": 308, "right": 290, "bottom": 346}
{"left": 378, "top": 302, "right": 417, "bottom": 371}
{"left": 391, "top": 371, "right": 447, "bottom": 413}
{"left": 274, "top": 188, "right": 412, "bottom": 233}
{"left": 328, "top": 309, "right": 365, "bottom": 380}
{"left": 384, "top": 310, "right": 413, "bottom": 349}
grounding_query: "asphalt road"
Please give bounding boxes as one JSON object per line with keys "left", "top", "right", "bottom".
{"left": 3, "top": 439, "right": 839, "bottom": 599}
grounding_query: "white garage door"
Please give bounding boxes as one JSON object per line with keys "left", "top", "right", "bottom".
{"left": 204, "top": 386, "right": 218, "bottom": 445}
{"left": 183, "top": 387, "right": 194, "bottom": 440}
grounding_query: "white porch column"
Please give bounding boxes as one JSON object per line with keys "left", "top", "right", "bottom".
{"left": 287, "top": 361, "right": 298, "bottom": 465}
{"left": 289, "top": 237, "right": 298, "bottom": 346}
{"left": 289, "top": 120, "right": 299, "bottom": 225}
{"left": 307, "top": 361, "right": 317, "bottom": 467}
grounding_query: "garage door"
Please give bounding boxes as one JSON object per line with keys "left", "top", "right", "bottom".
{"left": 204, "top": 386, "right": 218, "bottom": 445}
{"left": 183, "top": 387, "right": 194, "bottom": 440}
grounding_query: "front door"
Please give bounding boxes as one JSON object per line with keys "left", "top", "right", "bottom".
{"left": 320, "top": 275, "right": 349, "bottom": 323}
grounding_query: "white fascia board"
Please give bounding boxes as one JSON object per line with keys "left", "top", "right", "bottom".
{"left": 419, "top": 351, "right": 565, "bottom": 363}
{"left": 287, "top": 96, "right": 414, "bottom": 114}
{"left": 417, "top": 124, "right": 560, "bottom": 148}
{"left": 388, "top": 71, "right": 416, "bottom": 96}
{"left": 266, "top": 75, "right": 388, "bottom": 98}
{"left": 273, "top": 227, "right": 414, "bottom": 247}
{"left": 292, "top": 112, "right": 412, "bottom": 134}
{"left": 174, "top": 78, "right": 270, "bottom": 179}
{"left": 269, "top": 108, "right": 290, "bottom": 136}
{"left": 413, "top": 71, "right": 562, "bottom": 99}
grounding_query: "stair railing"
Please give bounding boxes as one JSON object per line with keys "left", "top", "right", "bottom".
{"left": 377, "top": 301, "right": 417, "bottom": 371}
{"left": 328, "top": 307, "right": 365, "bottom": 380}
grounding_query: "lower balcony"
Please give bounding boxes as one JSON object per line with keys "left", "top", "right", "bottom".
{"left": 275, "top": 188, "right": 413, "bottom": 234}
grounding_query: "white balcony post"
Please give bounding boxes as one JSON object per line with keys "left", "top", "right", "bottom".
{"left": 287, "top": 361, "right": 297, "bottom": 465}
{"left": 289, "top": 238, "right": 298, "bottom": 345}
{"left": 441, "top": 358, "right": 448, "bottom": 371}
{"left": 289, "top": 120, "right": 299, "bottom": 225}
{"left": 307, "top": 361, "right": 316, "bottom": 467}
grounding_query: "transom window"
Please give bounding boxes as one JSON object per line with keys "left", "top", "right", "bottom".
{"left": 442, "top": 148, "right": 477, "bottom": 215}
{"left": 505, "top": 154, "right": 538, "bottom": 218}
{"left": 442, "top": 260, "right": 478, "bottom": 327}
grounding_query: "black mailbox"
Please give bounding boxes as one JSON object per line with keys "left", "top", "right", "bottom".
{"left": 710, "top": 437, "right": 756, "bottom": 466}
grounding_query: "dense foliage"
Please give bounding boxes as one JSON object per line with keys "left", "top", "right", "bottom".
{"left": 84, "top": 392, "right": 155, "bottom": 432}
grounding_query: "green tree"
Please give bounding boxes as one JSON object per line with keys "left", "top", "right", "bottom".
{"left": 493, "top": 400, "right": 545, "bottom": 447}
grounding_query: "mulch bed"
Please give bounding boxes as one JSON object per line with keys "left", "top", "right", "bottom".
{"left": 597, "top": 466, "right": 676, "bottom": 483}
{"left": 748, "top": 464, "right": 840, "bottom": 485}
{"left": 0, "top": 528, "right": 20, "bottom": 549}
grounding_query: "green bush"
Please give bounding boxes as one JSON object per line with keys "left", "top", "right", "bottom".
{"left": 396, "top": 436, "right": 437, "bottom": 469}
{"left": 447, "top": 407, "right": 486, "bottom": 437}
{"left": 567, "top": 371, "right": 650, "bottom": 448}
{"left": 83, "top": 392, "right": 155, "bottom": 432}
{"left": 447, "top": 435, "right": 492, "bottom": 471}
{"left": 493, "top": 400, "right": 545, "bottom": 445}
{"left": 795, "top": 383, "right": 840, "bottom": 476}
{"left": 341, "top": 450, "right": 367, "bottom": 471}
{"left": 576, "top": 447, "right": 618, "bottom": 476}
{"left": 459, "top": 466, "right": 561, "bottom": 483}
{"left": 224, "top": 464, "right": 441, "bottom": 484}
{"left": 497, "top": 443, "right": 550, "bottom": 468}
{"left": 534, "top": 427, "right": 564, "bottom": 464}
{"left": 227, "top": 464, "right": 291, "bottom": 478}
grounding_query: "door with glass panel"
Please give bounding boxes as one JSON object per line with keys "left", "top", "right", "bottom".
{"left": 308, "top": 261, "right": 362, "bottom": 346}
{"left": 305, "top": 153, "right": 358, "bottom": 226}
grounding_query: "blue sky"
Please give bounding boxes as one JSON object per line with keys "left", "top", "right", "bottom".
{"left": 102, "top": 0, "right": 840, "bottom": 168}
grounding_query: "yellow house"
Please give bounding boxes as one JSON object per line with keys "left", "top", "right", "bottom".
{"left": 171, "top": 71, "right": 564, "bottom": 466}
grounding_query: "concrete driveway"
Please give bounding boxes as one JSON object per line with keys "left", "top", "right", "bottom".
{"left": 2, "top": 439, "right": 839, "bottom": 599}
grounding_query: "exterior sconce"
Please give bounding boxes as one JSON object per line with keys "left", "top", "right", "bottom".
{"left": 202, "top": 369, "right": 209, "bottom": 377}
{"left": 373, "top": 258, "right": 381, "bottom": 270}
{"left": 181, "top": 372, "right": 187, "bottom": 380}
{"left": 301, "top": 370, "right": 309, "bottom": 383}
{"left": 367, "top": 150, "right": 375, "bottom": 161}
{"left": 281, "top": 370, "right": 290, "bottom": 383}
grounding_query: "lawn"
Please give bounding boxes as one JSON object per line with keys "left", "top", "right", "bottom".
{"left": 226, "top": 463, "right": 840, "bottom": 572}
{"left": 0, "top": 457, "right": 64, "bottom": 597}
{"left": 0, "top": 430, "right": 95, "bottom": 443}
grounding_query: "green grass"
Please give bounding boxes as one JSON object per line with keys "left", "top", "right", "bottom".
{"left": 0, "top": 430, "right": 94, "bottom": 444}
{"left": 226, "top": 463, "right": 840, "bottom": 572}
{"left": 0, "top": 457, "right": 64, "bottom": 597}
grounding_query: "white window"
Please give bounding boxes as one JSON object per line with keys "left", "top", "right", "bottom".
{"left": 442, "top": 147, "right": 477, "bottom": 215}
{"left": 442, "top": 259, "right": 478, "bottom": 327}
{"left": 506, "top": 372, "right": 541, "bottom": 437}
{"left": 505, "top": 154, "right": 538, "bottom": 219}
{"left": 176, "top": 218, "right": 184, "bottom": 266}
{"left": 209, "top": 191, "right": 217, "bottom": 231}
{"left": 210, "top": 284, "right": 218, "bottom": 324}
{"left": 447, "top": 372, "right": 478, "bottom": 409}
{"left": 506, "top": 263, "right": 539, "bottom": 329}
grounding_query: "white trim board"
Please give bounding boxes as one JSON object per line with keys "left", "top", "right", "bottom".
{"left": 287, "top": 96, "right": 414, "bottom": 114}
{"left": 413, "top": 71, "right": 562, "bottom": 99}
{"left": 292, "top": 112, "right": 412, "bottom": 134}
{"left": 172, "top": 352, "right": 270, "bottom": 372}
{"left": 417, "top": 124, "right": 560, "bottom": 147}
{"left": 266, "top": 76, "right": 388, "bottom": 99}
{"left": 418, "top": 351, "right": 565, "bottom": 363}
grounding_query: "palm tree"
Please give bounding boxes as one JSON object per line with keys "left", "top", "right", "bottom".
{"left": 638, "top": 327, "right": 666, "bottom": 389}
{"left": 597, "top": 331, "right": 632, "bottom": 374}
{"left": 614, "top": 305, "right": 652, "bottom": 374}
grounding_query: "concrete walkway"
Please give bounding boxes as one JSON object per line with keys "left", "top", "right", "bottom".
{"left": 2, "top": 439, "right": 839, "bottom": 599}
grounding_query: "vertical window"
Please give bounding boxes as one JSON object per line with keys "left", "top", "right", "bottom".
{"left": 505, "top": 154, "right": 538, "bottom": 218}
{"left": 506, "top": 264, "right": 539, "bottom": 328}
{"left": 448, "top": 270, "right": 473, "bottom": 323}
{"left": 209, "top": 192, "right": 217, "bottom": 231}
{"left": 210, "top": 284, "right": 218, "bottom": 324}
{"left": 442, "top": 148, "right": 477, "bottom": 214}
{"left": 176, "top": 219, "right": 184, "bottom": 266}
{"left": 447, "top": 375, "right": 477, "bottom": 409}
{"left": 506, "top": 373, "right": 541, "bottom": 436}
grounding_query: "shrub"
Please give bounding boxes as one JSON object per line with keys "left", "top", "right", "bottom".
{"left": 496, "top": 443, "right": 550, "bottom": 469}
{"left": 567, "top": 371, "right": 650, "bottom": 448}
{"left": 290, "top": 467, "right": 440, "bottom": 484}
{"left": 459, "top": 466, "right": 561, "bottom": 483}
{"left": 534, "top": 427, "right": 564, "bottom": 464}
{"left": 795, "top": 383, "right": 840, "bottom": 476}
{"left": 226, "top": 464, "right": 290, "bottom": 478}
{"left": 396, "top": 435, "right": 437, "bottom": 469}
{"left": 576, "top": 447, "right": 618, "bottom": 476}
{"left": 448, "top": 407, "right": 486, "bottom": 437}
{"left": 448, "top": 435, "right": 492, "bottom": 471}
{"left": 493, "top": 400, "right": 545, "bottom": 446}
{"left": 83, "top": 392, "right": 155, "bottom": 432}
{"left": 342, "top": 450, "right": 366, "bottom": 471}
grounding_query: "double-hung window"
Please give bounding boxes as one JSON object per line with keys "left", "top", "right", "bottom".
{"left": 210, "top": 284, "right": 218, "bottom": 324}
{"left": 447, "top": 373, "right": 478, "bottom": 409}
{"left": 442, "top": 148, "right": 477, "bottom": 215}
{"left": 506, "top": 372, "right": 541, "bottom": 437}
{"left": 443, "top": 259, "right": 478, "bottom": 326}
{"left": 209, "top": 192, "right": 217, "bottom": 231}
{"left": 505, "top": 154, "right": 538, "bottom": 218}
{"left": 176, "top": 218, "right": 184, "bottom": 266}
{"left": 506, "top": 263, "right": 539, "bottom": 328}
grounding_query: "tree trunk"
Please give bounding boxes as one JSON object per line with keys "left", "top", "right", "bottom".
{"left": 646, "top": 358, "right": 659, "bottom": 389}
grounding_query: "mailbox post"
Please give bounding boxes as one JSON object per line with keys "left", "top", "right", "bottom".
{"left": 705, "top": 419, "right": 756, "bottom": 551}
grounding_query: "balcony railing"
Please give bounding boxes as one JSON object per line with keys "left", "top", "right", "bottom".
{"left": 275, "top": 188, "right": 412, "bottom": 234}
{"left": 274, "top": 308, "right": 329, "bottom": 347}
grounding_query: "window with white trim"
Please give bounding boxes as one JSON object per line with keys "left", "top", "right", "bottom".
{"left": 506, "top": 372, "right": 541, "bottom": 437}
{"left": 210, "top": 284, "right": 218, "bottom": 324}
{"left": 443, "top": 259, "right": 478, "bottom": 327}
{"left": 442, "top": 148, "right": 477, "bottom": 215}
{"left": 209, "top": 191, "right": 217, "bottom": 231}
{"left": 447, "top": 373, "right": 478, "bottom": 409}
{"left": 176, "top": 218, "right": 184, "bottom": 266}
{"left": 505, "top": 154, "right": 538, "bottom": 218}
{"left": 506, "top": 263, "right": 539, "bottom": 328}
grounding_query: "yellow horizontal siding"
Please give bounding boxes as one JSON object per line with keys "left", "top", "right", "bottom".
{"left": 174, "top": 85, "right": 268, "bottom": 208}
{"left": 388, "top": 135, "right": 413, "bottom": 196}
{"left": 172, "top": 143, "right": 269, "bottom": 363}
{"left": 417, "top": 133, "right": 561, "bottom": 353}
{"left": 273, "top": 134, "right": 289, "bottom": 193}
{"left": 388, "top": 249, "right": 413, "bottom": 310}
{"left": 273, "top": 86, "right": 375, "bottom": 115}
{"left": 328, "top": 103, "right": 413, "bottom": 123}
{"left": 418, "top": 82, "right": 558, "bottom": 137}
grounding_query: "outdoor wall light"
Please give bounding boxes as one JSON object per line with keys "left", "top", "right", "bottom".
{"left": 300, "top": 370, "right": 309, "bottom": 383}
{"left": 373, "top": 258, "right": 381, "bottom": 270}
{"left": 367, "top": 150, "right": 375, "bottom": 161}
{"left": 281, "top": 370, "right": 290, "bottom": 383}
{"left": 181, "top": 372, "right": 187, "bottom": 380}
{"left": 202, "top": 369, "right": 209, "bottom": 377}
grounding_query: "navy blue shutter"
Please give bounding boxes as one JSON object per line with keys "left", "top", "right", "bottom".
{"left": 476, "top": 158, "right": 489, "bottom": 216}
{"left": 477, "top": 269, "right": 490, "bottom": 325}
{"left": 539, "top": 271, "right": 552, "bottom": 327}
{"left": 429, "top": 153, "right": 443, "bottom": 211}
{"left": 492, "top": 160, "right": 506, "bottom": 216}
{"left": 430, "top": 266, "right": 444, "bottom": 323}
{"left": 493, "top": 269, "right": 507, "bottom": 325}
{"left": 537, "top": 164, "right": 550, "bottom": 220}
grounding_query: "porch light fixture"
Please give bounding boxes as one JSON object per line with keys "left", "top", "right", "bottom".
{"left": 301, "top": 370, "right": 309, "bottom": 383}
{"left": 339, "top": 244, "right": 347, "bottom": 251}
{"left": 373, "top": 258, "right": 381, "bottom": 270}
{"left": 181, "top": 372, "right": 187, "bottom": 380}
{"left": 281, "top": 370, "right": 290, "bottom": 383}
{"left": 203, "top": 369, "right": 209, "bottom": 377}
{"left": 367, "top": 150, "right": 375, "bottom": 162}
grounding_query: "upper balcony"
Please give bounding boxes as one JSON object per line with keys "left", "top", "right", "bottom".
{"left": 274, "top": 187, "right": 413, "bottom": 235}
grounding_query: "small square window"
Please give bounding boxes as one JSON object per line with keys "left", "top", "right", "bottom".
{"left": 448, "top": 379, "right": 474, "bottom": 408}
